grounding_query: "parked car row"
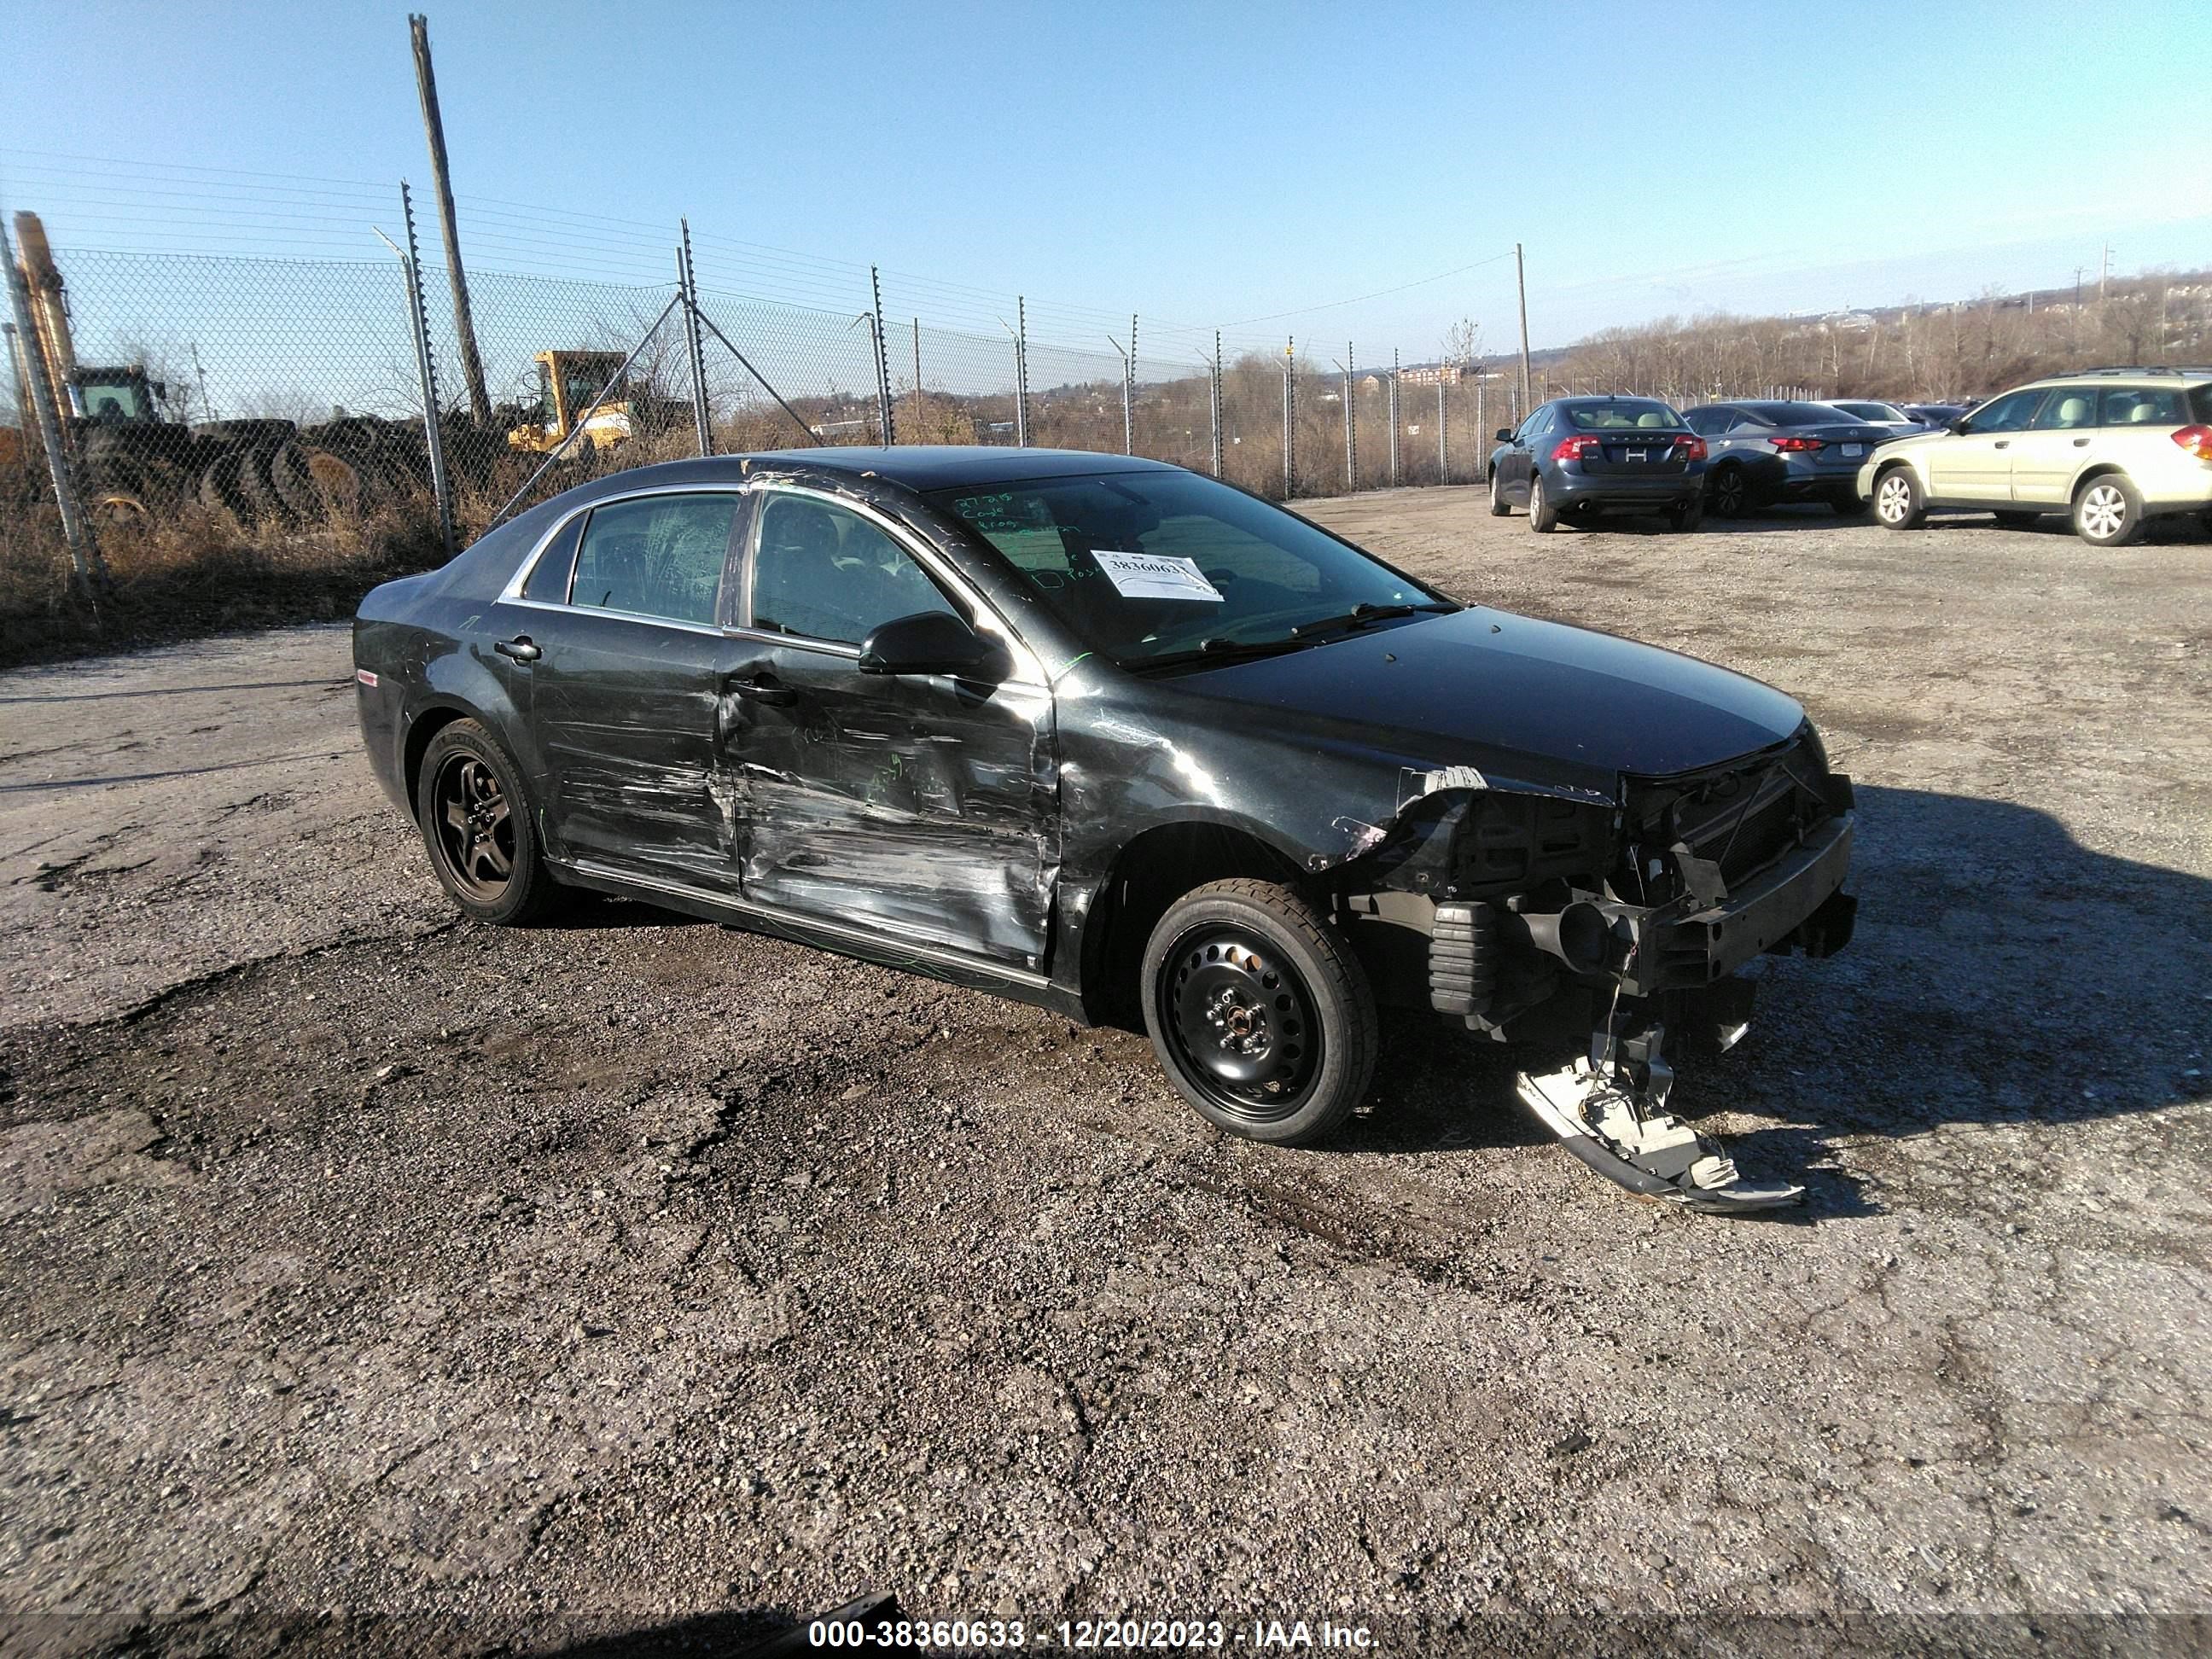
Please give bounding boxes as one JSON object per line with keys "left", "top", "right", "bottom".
{"left": 1487, "top": 369, "right": 2212, "bottom": 546}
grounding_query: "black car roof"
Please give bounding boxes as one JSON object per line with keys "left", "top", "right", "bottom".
{"left": 745, "top": 445, "right": 1179, "bottom": 490}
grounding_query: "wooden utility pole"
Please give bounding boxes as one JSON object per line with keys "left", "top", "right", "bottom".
{"left": 1515, "top": 242, "right": 1533, "bottom": 415}
{"left": 409, "top": 14, "right": 491, "bottom": 425}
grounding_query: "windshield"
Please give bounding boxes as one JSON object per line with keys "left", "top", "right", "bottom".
{"left": 1835, "top": 401, "right": 1904, "bottom": 421}
{"left": 926, "top": 471, "right": 1451, "bottom": 668}
{"left": 1559, "top": 399, "right": 1683, "bottom": 430}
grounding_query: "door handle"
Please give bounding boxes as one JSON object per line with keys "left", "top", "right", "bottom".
{"left": 494, "top": 635, "right": 540, "bottom": 662}
{"left": 1993, "top": 439, "right": 2010, "bottom": 450}
{"left": 725, "top": 674, "right": 796, "bottom": 707}
{"left": 2073, "top": 437, "right": 2090, "bottom": 446}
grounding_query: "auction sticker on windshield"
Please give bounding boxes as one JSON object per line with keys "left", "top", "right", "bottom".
{"left": 1092, "top": 550, "right": 1225, "bottom": 602}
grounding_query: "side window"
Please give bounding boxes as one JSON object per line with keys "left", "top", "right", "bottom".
{"left": 750, "top": 492, "right": 958, "bottom": 648}
{"left": 1686, "top": 410, "right": 1726, "bottom": 437}
{"left": 568, "top": 493, "right": 738, "bottom": 626}
{"left": 2100, "top": 387, "right": 2185, "bottom": 427}
{"left": 1961, "top": 389, "right": 2043, "bottom": 434}
{"left": 2033, "top": 389, "right": 2098, "bottom": 430}
{"left": 1723, "top": 409, "right": 1761, "bottom": 433}
{"left": 520, "top": 514, "right": 584, "bottom": 601}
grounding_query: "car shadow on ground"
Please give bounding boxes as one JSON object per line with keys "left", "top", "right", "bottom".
{"left": 1332, "top": 783, "right": 2210, "bottom": 1220}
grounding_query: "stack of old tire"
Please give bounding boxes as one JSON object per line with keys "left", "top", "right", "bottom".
{"left": 72, "top": 415, "right": 433, "bottom": 532}
{"left": 191, "top": 416, "right": 429, "bottom": 528}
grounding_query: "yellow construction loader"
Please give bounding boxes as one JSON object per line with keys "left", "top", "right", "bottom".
{"left": 507, "top": 349, "right": 678, "bottom": 454}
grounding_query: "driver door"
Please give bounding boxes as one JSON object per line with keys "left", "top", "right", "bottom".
{"left": 719, "top": 487, "right": 1058, "bottom": 969}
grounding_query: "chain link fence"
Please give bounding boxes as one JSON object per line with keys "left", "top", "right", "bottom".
{"left": 3, "top": 209, "right": 1532, "bottom": 617}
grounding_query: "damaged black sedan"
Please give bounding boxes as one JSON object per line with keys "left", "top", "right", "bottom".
{"left": 354, "top": 448, "right": 1855, "bottom": 1212}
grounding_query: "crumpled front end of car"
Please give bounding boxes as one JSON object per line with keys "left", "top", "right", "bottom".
{"left": 1332, "top": 724, "right": 1855, "bottom": 1211}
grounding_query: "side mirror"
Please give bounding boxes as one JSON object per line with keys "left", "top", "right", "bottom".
{"left": 1946, "top": 418, "right": 1969, "bottom": 435}
{"left": 1494, "top": 427, "right": 1514, "bottom": 443}
{"left": 858, "top": 609, "right": 1010, "bottom": 679}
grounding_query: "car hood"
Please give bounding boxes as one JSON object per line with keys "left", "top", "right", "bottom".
{"left": 1166, "top": 606, "right": 1807, "bottom": 799}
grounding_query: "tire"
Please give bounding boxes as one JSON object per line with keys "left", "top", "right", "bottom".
{"left": 1139, "top": 878, "right": 1377, "bottom": 1147}
{"left": 414, "top": 719, "right": 560, "bottom": 926}
{"left": 1993, "top": 509, "right": 2040, "bottom": 529}
{"left": 1667, "top": 498, "right": 1704, "bottom": 533}
{"left": 2072, "top": 475, "right": 2142, "bottom": 547}
{"left": 237, "top": 444, "right": 298, "bottom": 527}
{"left": 1708, "top": 464, "right": 1750, "bottom": 519}
{"left": 1488, "top": 468, "right": 1511, "bottom": 516}
{"left": 1872, "top": 464, "right": 1924, "bottom": 530}
{"left": 81, "top": 457, "right": 154, "bottom": 530}
{"left": 196, "top": 450, "right": 251, "bottom": 521}
{"left": 1527, "top": 471, "right": 1559, "bottom": 533}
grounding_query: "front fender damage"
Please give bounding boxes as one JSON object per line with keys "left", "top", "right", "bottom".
{"left": 1322, "top": 751, "right": 1854, "bottom": 1215}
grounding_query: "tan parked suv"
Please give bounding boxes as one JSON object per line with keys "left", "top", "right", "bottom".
{"left": 1857, "top": 368, "right": 2212, "bottom": 545}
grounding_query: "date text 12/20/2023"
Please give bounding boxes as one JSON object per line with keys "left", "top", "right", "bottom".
{"left": 803, "top": 1615, "right": 1377, "bottom": 1649}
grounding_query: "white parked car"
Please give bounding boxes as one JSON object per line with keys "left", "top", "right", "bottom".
{"left": 1858, "top": 369, "right": 2212, "bottom": 545}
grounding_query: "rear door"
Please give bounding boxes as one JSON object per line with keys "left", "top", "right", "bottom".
{"left": 2095, "top": 384, "right": 2195, "bottom": 500}
{"left": 517, "top": 488, "right": 746, "bottom": 894}
{"left": 719, "top": 486, "right": 1058, "bottom": 969}
{"left": 2008, "top": 385, "right": 2100, "bottom": 504}
{"left": 1927, "top": 387, "right": 2046, "bottom": 501}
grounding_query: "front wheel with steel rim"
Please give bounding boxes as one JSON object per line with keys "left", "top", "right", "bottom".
{"left": 1140, "top": 879, "right": 1377, "bottom": 1146}
{"left": 415, "top": 718, "right": 559, "bottom": 924}
{"left": 1873, "top": 464, "right": 1924, "bottom": 530}
{"left": 2073, "top": 474, "right": 2143, "bottom": 547}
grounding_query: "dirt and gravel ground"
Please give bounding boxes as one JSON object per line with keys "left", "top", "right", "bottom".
{"left": 3, "top": 491, "right": 2209, "bottom": 1656}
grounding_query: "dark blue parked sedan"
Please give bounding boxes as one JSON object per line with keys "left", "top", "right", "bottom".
{"left": 1680, "top": 400, "right": 1899, "bottom": 517}
{"left": 1487, "top": 396, "right": 1708, "bottom": 532}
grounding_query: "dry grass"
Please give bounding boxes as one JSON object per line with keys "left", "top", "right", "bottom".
{"left": 0, "top": 461, "right": 449, "bottom": 670}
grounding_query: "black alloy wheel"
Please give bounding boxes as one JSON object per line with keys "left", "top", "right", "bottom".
{"left": 432, "top": 753, "right": 514, "bottom": 900}
{"left": 1709, "top": 464, "right": 1749, "bottom": 519}
{"left": 414, "top": 719, "right": 558, "bottom": 924}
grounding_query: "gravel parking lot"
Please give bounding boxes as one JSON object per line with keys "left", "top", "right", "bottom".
{"left": 3, "top": 489, "right": 2209, "bottom": 1656}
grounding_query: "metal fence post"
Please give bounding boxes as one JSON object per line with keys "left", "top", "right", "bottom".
{"left": 1125, "top": 315, "right": 1137, "bottom": 455}
{"left": 398, "top": 183, "right": 455, "bottom": 557}
{"left": 1015, "top": 295, "right": 1030, "bottom": 446}
{"left": 1282, "top": 336, "right": 1295, "bottom": 499}
{"left": 1208, "top": 330, "right": 1223, "bottom": 478}
{"left": 2, "top": 212, "right": 104, "bottom": 597}
{"left": 1476, "top": 380, "right": 1486, "bottom": 474}
{"left": 1343, "top": 344, "right": 1356, "bottom": 492}
{"left": 869, "top": 266, "right": 894, "bottom": 445}
{"left": 678, "top": 218, "right": 712, "bottom": 457}
{"left": 1388, "top": 350, "right": 1400, "bottom": 488}
{"left": 1437, "top": 379, "right": 1447, "bottom": 485}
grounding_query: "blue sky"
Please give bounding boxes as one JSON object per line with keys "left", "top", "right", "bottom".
{"left": 6, "top": 0, "right": 2211, "bottom": 358}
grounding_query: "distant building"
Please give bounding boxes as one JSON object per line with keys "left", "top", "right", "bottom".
{"left": 1400, "top": 363, "right": 1472, "bottom": 386}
